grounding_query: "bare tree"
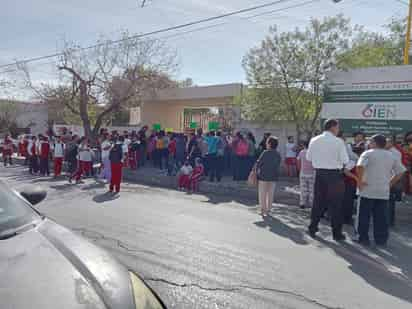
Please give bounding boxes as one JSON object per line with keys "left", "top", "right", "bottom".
{"left": 20, "top": 31, "right": 178, "bottom": 140}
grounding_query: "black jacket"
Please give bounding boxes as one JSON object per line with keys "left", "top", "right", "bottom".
{"left": 256, "top": 149, "right": 281, "bottom": 182}
{"left": 109, "top": 144, "right": 123, "bottom": 163}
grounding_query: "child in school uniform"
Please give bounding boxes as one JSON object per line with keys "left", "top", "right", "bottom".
{"left": 178, "top": 161, "right": 193, "bottom": 190}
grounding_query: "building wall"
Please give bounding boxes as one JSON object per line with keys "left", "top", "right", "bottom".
{"left": 17, "top": 103, "right": 48, "bottom": 135}
{"left": 140, "top": 97, "right": 235, "bottom": 131}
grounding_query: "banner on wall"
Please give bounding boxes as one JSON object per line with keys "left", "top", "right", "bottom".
{"left": 322, "top": 66, "right": 412, "bottom": 135}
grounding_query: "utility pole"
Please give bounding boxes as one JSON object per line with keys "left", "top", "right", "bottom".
{"left": 404, "top": 0, "right": 412, "bottom": 64}
{"left": 141, "top": 0, "right": 147, "bottom": 8}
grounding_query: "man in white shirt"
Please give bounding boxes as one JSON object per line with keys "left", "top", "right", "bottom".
{"left": 306, "top": 119, "right": 349, "bottom": 241}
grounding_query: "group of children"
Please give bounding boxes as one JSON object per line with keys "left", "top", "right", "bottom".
{"left": 177, "top": 158, "right": 205, "bottom": 192}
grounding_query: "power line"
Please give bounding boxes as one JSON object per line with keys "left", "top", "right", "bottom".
{"left": 0, "top": 0, "right": 297, "bottom": 71}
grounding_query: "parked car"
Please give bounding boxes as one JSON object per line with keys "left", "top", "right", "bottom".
{"left": 0, "top": 181, "right": 166, "bottom": 309}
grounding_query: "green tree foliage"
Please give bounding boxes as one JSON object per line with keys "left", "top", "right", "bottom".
{"left": 241, "top": 15, "right": 352, "bottom": 138}
{"left": 337, "top": 17, "right": 406, "bottom": 69}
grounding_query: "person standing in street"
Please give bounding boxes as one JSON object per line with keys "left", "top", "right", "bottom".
{"left": 109, "top": 137, "right": 124, "bottom": 194}
{"left": 2, "top": 135, "right": 13, "bottom": 167}
{"left": 356, "top": 134, "right": 406, "bottom": 246}
{"left": 297, "top": 141, "right": 315, "bottom": 209}
{"left": 28, "top": 136, "right": 39, "bottom": 174}
{"left": 306, "top": 119, "right": 349, "bottom": 241}
{"left": 39, "top": 136, "right": 50, "bottom": 176}
{"left": 285, "top": 136, "right": 297, "bottom": 177}
{"left": 386, "top": 137, "right": 405, "bottom": 227}
{"left": 256, "top": 136, "right": 281, "bottom": 217}
{"left": 205, "top": 131, "right": 219, "bottom": 182}
{"left": 99, "top": 134, "right": 112, "bottom": 182}
{"left": 52, "top": 136, "right": 65, "bottom": 177}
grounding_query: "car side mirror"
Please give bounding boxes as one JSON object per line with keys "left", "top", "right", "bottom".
{"left": 20, "top": 186, "right": 47, "bottom": 205}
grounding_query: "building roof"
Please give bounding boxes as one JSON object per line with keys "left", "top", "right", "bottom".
{"left": 145, "top": 83, "right": 243, "bottom": 102}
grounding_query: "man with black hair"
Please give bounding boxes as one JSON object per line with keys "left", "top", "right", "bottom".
{"left": 356, "top": 134, "right": 406, "bottom": 246}
{"left": 352, "top": 131, "right": 366, "bottom": 156}
{"left": 306, "top": 119, "right": 349, "bottom": 241}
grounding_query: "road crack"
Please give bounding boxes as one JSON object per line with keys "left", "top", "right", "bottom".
{"left": 73, "top": 227, "right": 342, "bottom": 309}
{"left": 144, "top": 277, "right": 343, "bottom": 309}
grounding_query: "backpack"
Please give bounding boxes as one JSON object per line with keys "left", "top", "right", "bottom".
{"left": 236, "top": 139, "right": 249, "bottom": 156}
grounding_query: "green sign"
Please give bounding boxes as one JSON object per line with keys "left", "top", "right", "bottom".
{"left": 208, "top": 121, "right": 219, "bottom": 131}
{"left": 152, "top": 123, "right": 161, "bottom": 131}
{"left": 189, "top": 122, "right": 197, "bottom": 129}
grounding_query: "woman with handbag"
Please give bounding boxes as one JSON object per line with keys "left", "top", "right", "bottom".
{"left": 255, "top": 136, "right": 281, "bottom": 217}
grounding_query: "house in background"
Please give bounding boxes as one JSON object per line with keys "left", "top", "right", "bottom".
{"left": 132, "top": 83, "right": 243, "bottom": 132}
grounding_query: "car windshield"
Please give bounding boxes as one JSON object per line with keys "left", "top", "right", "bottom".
{"left": 0, "top": 182, "right": 40, "bottom": 233}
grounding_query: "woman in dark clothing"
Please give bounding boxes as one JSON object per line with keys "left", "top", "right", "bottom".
{"left": 256, "top": 136, "right": 281, "bottom": 216}
{"left": 175, "top": 133, "right": 186, "bottom": 168}
{"left": 189, "top": 141, "right": 202, "bottom": 167}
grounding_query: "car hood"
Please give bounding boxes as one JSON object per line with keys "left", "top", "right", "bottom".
{"left": 0, "top": 219, "right": 135, "bottom": 309}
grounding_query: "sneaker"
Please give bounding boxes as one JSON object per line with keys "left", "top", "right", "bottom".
{"left": 307, "top": 228, "right": 318, "bottom": 238}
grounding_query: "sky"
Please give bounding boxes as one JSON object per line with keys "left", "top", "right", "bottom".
{"left": 0, "top": 0, "right": 408, "bottom": 93}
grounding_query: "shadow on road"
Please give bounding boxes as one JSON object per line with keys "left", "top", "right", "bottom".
{"left": 318, "top": 238, "right": 412, "bottom": 305}
{"left": 49, "top": 183, "right": 77, "bottom": 191}
{"left": 81, "top": 181, "right": 106, "bottom": 191}
{"left": 254, "top": 215, "right": 309, "bottom": 245}
{"left": 93, "top": 192, "right": 120, "bottom": 203}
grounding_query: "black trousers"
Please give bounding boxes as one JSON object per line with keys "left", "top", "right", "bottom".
{"left": 358, "top": 198, "right": 389, "bottom": 245}
{"left": 343, "top": 182, "right": 356, "bottom": 224}
{"left": 207, "top": 153, "right": 223, "bottom": 182}
{"left": 39, "top": 158, "right": 50, "bottom": 175}
{"left": 29, "top": 155, "right": 39, "bottom": 174}
{"left": 67, "top": 159, "right": 77, "bottom": 174}
{"left": 309, "top": 169, "right": 345, "bottom": 237}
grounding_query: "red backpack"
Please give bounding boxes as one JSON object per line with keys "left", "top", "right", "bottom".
{"left": 236, "top": 139, "right": 249, "bottom": 156}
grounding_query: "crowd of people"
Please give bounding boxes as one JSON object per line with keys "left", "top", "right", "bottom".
{"left": 3, "top": 120, "right": 411, "bottom": 246}
{"left": 2, "top": 126, "right": 291, "bottom": 193}
{"left": 290, "top": 119, "right": 407, "bottom": 246}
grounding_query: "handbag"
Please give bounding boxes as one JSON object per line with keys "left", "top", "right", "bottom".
{"left": 248, "top": 165, "right": 258, "bottom": 186}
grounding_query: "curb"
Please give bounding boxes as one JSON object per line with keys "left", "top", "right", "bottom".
{"left": 1, "top": 155, "right": 300, "bottom": 205}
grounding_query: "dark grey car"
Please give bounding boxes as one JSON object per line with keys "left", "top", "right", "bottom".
{"left": 0, "top": 181, "right": 166, "bottom": 309}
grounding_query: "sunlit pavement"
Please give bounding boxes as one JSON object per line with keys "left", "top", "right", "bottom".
{"left": 2, "top": 165, "right": 412, "bottom": 309}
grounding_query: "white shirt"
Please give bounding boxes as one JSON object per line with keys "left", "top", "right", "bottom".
{"left": 53, "top": 142, "right": 65, "bottom": 158}
{"left": 78, "top": 146, "right": 92, "bottom": 162}
{"left": 285, "top": 142, "right": 296, "bottom": 158}
{"left": 122, "top": 143, "right": 128, "bottom": 154}
{"left": 180, "top": 165, "right": 193, "bottom": 175}
{"left": 306, "top": 131, "right": 349, "bottom": 169}
{"left": 27, "top": 141, "right": 35, "bottom": 156}
{"left": 101, "top": 140, "right": 111, "bottom": 160}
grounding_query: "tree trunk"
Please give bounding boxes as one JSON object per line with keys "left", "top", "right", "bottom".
{"left": 79, "top": 81, "right": 92, "bottom": 139}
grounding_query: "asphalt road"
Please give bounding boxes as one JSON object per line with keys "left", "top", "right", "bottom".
{"left": 2, "top": 165, "right": 412, "bottom": 309}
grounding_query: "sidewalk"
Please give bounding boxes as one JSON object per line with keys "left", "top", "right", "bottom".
{"left": 1, "top": 154, "right": 300, "bottom": 204}
{"left": 123, "top": 166, "right": 300, "bottom": 204}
